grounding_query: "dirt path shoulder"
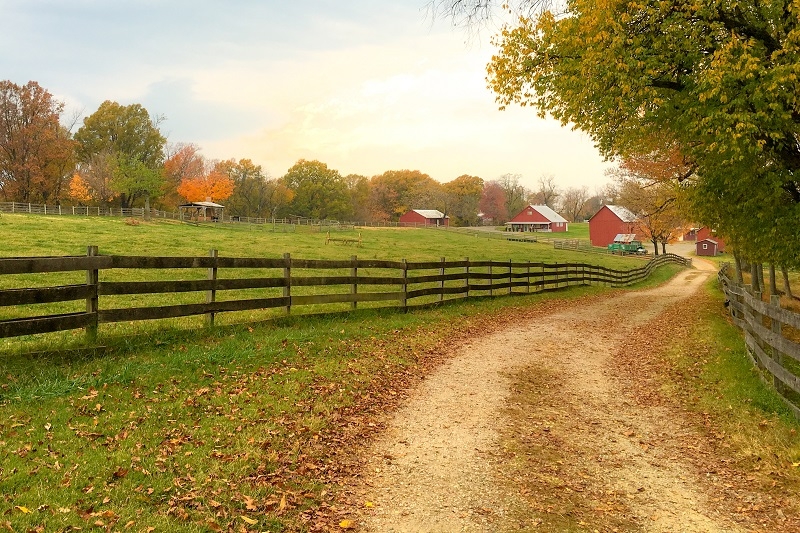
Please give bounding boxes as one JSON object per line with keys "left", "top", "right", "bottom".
{"left": 343, "top": 262, "right": 795, "bottom": 532}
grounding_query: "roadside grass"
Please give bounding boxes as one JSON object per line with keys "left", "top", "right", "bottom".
{"left": 663, "top": 277, "right": 800, "bottom": 490}
{"left": 0, "top": 266, "right": 648, "bottom": 532}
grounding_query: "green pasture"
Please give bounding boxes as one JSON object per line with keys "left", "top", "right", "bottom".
{"left": 0, "top": 215, "right": 639, "bottom": 353}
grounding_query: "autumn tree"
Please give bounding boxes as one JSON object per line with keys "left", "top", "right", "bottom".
{"left": 0, "top": 80, "right": 76, "bottom": 203}
{"left": 369, "top": 170, "right": 441, "bottom": 221}
{"left": 443, "top": 174, "right": 484, "bottom": 226}
{"left": 529, "top": 174, "right": 560, "bottom": 209}
{"left": 479, "top": 180, "right": 508, "bottom": 224}
{"left": 75, "top": 101, "right": 166, "bottom": 211}
{"left": 177, "top": 162, "right": 234, "bottom": 203}
{"left": 450, "top": 0, "right": 800, "bottom": 261}
{"left": 162, "top": 143, "right": 205, "bottom": 208}
{"left": 67, "top": 174, "right": 93, "bottom": 205}
{"left": 282, "top": 159, "right": 351, "bottom": 220}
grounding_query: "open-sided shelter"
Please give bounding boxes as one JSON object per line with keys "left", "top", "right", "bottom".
{"left": 179, "top": 201, "right": 225, "bottom": 222}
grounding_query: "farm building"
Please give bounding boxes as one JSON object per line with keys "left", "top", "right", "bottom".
{"left": 696, "top": 238, "right": 722, "bottom": 256}
{"left": 695, "top": 227, "right": 725, "bottom": 252}
{"left": 506, "top": 205, "right": 569, "bottom": 232}
{"left": 683, "top": 227, "right": 700, "bottom": 241}
{"left": 179, "top": 201, "right": 224, "bottom": 222}
{"left": 399, "top": 209, "right": 450, "bottom": 227}
{"left": 588, "top": 205, "right": 638, "bottom": 247}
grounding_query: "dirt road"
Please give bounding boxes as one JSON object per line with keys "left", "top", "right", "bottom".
{"left": 345, "top": 260, "right": 791, "bottom": 532}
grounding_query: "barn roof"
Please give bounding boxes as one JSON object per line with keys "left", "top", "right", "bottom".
{"left": 529, "top": 205, "right": 567, "bottom": 223}
{"left": 604, "top": 205, "right": 637, "bottom": 222}
{"left": 697, "top": 238, "right": 718, "bottom": 244}
{"left": 412, "top": 209, "right": 447, "bottom": 219}
{"left": 179, "top": 201, "right": 225, "bottom": 208}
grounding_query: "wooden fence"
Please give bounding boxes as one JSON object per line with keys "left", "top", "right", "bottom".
{"left": 0, "top": 250, "right": 690, "bottom": 342}
{"left": 719, "top": 266, "right": 800, "bottom": 418}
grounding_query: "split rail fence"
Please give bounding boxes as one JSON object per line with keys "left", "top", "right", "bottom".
{"left": 0, "top": 250, "right": 690, "bottom": 343}
{"left": 719, "top": 266, "right": 800, "bottom": 418}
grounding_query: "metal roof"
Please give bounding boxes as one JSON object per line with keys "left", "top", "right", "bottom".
{"left": 412, "top": 209, "right": 447, "bottom": 219}
{"left": 179, "top": 201, "right": 225, "bottom": 208}
{"left": 526, "top": 205, "right": 568, "bottom": 223}
{"left": 605, "top": 205, "right": 637, "bottom": 222}
{"left": 612, "top": 233, "right": 639, "bottom": 243}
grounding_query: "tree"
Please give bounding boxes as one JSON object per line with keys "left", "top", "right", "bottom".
{"left": 344, "top": 173, "right": 372, "bottom": 222}
{"left": 496, "top": 173, "right": 527, "bottom": 218}
{"left": 475, "top": 0, "right": 800, "bottom": 260}
{"left": 67, "top": 174, "right": 93, "bottom": 205}
{"left": 0, "top": 80, "right": 76, "bottom": 203}
{"left": 531, "top": 174, "right": 560, "bottom": 209}
{"left": 162, "top": 143, "right": 205, "bottom": 208}
{"left": 369, "top": 170, "right": 441, "bottom": 221}
{"left": 219, "top": 159, "right": 276, "bottom": 219}
{"left": 282, "top": 159, "right": 351, "bottom": 220}
{"left": 75, "top": 101, "right": 166, "bottom": 209}
{"left": 443, "top": 174, "right": 484, "bottom": 226}
{"left": 176, "top": 164, "right": 234, "bottom": 203}
{"left": 479, "top": 180, "right": 508, "bottom": 224}
{"left": 558, "top": 186, "right": 590, "bottom": 222}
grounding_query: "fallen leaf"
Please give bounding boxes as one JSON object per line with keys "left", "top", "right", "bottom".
{"left": 364, "top": 501, "right": 374, "bottom": 508}
{"left": 14, "top": 506, "right": 31, "bottom": 514}
{"left": 240, "top": 516, "right": 257, "bottom": 525}
{"left": 279, "top": 493, "right": 287, "bottom": 511}
{"left": 339, "top": 519, "right": 356, "bottom": 529}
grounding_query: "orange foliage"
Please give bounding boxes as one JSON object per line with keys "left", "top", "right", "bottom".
{"left": 177, "top": 169, "right": 234, "bottom": 203}
{"left": 68, "top": 174, "right": 93, "bottom": 203}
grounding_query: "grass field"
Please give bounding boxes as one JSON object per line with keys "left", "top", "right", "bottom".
{"left": 0, "top": 215, "right": 640, "bottom": 353}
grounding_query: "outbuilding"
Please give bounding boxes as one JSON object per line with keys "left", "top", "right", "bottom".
{"left": 696, "top": 238, "right": 721, "bottom": 256}
{"left": 179, "top": 201, "right": 225, "bottom": 222}
{"left": 506, "top": 205, "right": 569, "bottom": 232}
{"left": 588, "top": 205, "right": 638, "bottom": 247}
{"left": 399, "top": 209, "right": 450, "bottom": 227}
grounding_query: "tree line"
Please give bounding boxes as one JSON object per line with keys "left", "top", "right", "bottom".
{"left": 1, "top": 79, "right": 611, "bottom": 226}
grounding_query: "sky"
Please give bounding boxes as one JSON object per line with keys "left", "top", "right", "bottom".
{"left": 2, "top": 0, "right": 614, "bottom": 192}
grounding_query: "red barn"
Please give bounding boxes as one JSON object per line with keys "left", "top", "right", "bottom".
{"left": 399, "top": 209, "right": 449, "bottom": 227}
{"left": 696, "top": 238, "right": 721, "bottom": 256}
{"left": 506, "top": 205, "right": 568, "bottom": 232}
{"left": 588, "top": 205, "right": 638, "bottom": 247}
{"left": 696, "top": 227, "right": 725, "bottom": 252}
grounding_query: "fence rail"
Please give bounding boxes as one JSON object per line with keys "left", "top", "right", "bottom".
{"left": 0, "top": 250, "right": 691, "bottom": 342}
{"left": 719, "top": 266, "right": 800, "bottom": 418}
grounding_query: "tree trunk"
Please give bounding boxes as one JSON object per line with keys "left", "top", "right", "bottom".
{"left": 782, "top": 266, "right": 795, "bottom": 299}
{"left": 652, "top": 239, "right": 659, "bottom": 255}
{"left": 768, "top": 263, "right": 778, "bottom": 296}
{"left": 661, "top": 241, "right": 667, "bottom": 254}
{"left": 750, "top": 262, "right": 761, "bottom": 293}
{"left": 733, "top": 252, "right": 744, "bottom": 283}
{"left": 757, "top": 263, "right": 765, "bottom": 294}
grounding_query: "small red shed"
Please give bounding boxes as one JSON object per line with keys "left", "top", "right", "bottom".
{"left": 399, "top": 209, "right": 450, "bottom": 227}
{"left": 695, "top": 227, "right": 725, "bottom": 251}
{"left": 506, "top": 205, "right": 568, "bottom": 232}
{"left": 696, "top": 238, "right": 720, "bottom": 256}
{"left": 588, "top": 205, "right": 638, "bottom": 247}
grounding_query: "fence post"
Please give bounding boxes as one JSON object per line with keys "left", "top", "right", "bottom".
{"left": 206, "top": 249, "right": 218, "bottom": 326}
{"left": 489, "top": 262, "right": 494, "bottom": 297}
{"left": 85, "top": 246, "right": 99, "bottom": 341}
{"left": 351, "top": 255, "right": 358, "bottom": 310}
{"left": 464, "top": 257, "right": 470, "bottom": 299}
{"left": 284, "top": 253, "right": 292, "bottom": 314}
{"left": 440, "top": 257, "right": 445, "bottom": 303}
{"left": 526, "top": 261, "right": 531, "bottom": 293}
{"left": 508, "top": 259, "right": 513, "bottom": 295}
{"left": 770, "top": 294, "right": 785, "bottom": 394}
{"left": 402, "top": 259, "right": 408, "bottom": 312}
